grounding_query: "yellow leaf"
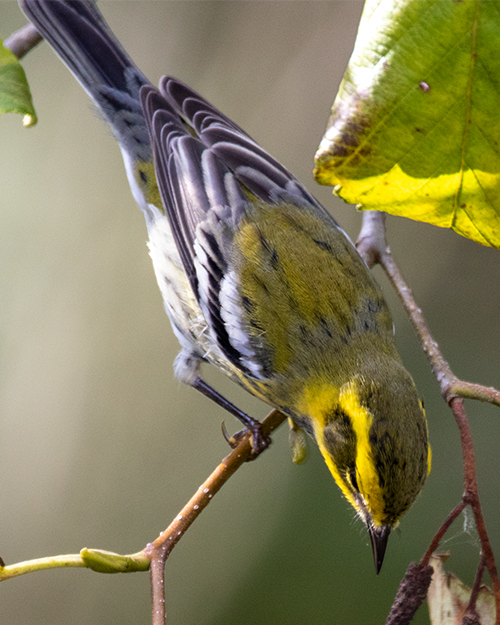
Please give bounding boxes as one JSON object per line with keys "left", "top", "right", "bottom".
{"left": 315, "top": 0, "right": 500, "bottom": 249}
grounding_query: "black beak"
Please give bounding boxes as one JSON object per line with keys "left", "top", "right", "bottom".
{"left": 368, "top": 525, "right": 391, "bottom": 574}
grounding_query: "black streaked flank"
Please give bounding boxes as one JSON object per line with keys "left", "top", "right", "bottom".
{"left": 319, "top": 317, "right": 333, "bottom": 339}
{"left": 251, "top": 274, "right": 271, "bottom": 296}
{"left": 241, "top": 296, "right": 255, "bottom": 314}
{"left": 312, "top": 238, "right": 335, "bottom": 254}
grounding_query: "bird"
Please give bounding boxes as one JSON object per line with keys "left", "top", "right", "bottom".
{"left": 20, "top": 0, "right": 431, "bottom": 573}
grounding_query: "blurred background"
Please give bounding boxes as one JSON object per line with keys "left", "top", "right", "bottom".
{"left": 1, "top": 2, "right": 500, "bottom": 624}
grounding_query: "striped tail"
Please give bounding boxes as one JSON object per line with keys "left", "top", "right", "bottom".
{"left": 20, "top": 0, "right": 152, "bottom": 168}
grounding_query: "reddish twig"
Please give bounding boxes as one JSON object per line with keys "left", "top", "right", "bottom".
{"left": 145, "top": 409, "right": 286, "bottom": 625}
{"left": 356, "top": 212, "right": 500, "bottom": 408}
{"left": 451, "top": 398, "right": 500, "bottom": 620}
{"left": 421, "top": 501, "right": 467, "bottom": 568}
{"left": 465, "top": 556, "right": 486, "bottom": 623}
{"left": 419, "top": 400, "right": 499, "bottom": 623}
{"left": 356, "top": 211, "right": 500, "bottom": 624}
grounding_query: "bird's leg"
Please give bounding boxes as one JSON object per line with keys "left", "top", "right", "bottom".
{"left": 192, "top": 377, "right": 271, "bottom": 456}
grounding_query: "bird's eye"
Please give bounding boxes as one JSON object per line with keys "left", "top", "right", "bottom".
{"left": 349, "top": 469, "right": 359, "bottom": 492}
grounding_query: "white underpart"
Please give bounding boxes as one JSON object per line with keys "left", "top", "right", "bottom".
{"left": 146, "top": 203, "right": 207, "bottom": 383}
{"left": 120, "top": 148, "right": 149, "bottom": 214}
{"left": 219, "top": 271, "right": 264, "bottom": 380}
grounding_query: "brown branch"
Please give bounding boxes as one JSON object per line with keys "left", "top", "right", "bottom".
{"left": 145, "top": 409, "right": 286, "bottom": 625}
{"left": 4, "top": 23, "right": 42, "bottom": 60}
{"left": 451, "top": 398, "right": 500, "bottom": 620}
{"left": 420, "top": 399, "right": 500, "bottom": 619}
{"left": 465, "top": 556, "right": 485, "bottom": 622}
{"left": 421, "top": 501, "right": 467, "bottom": 568}
{"left": 356, "top": 212, "right": 500, "bottom": 407}
{"left": 356, "top": 212, "right": 500, "bottom": 624}
{"left": 385, "top": 562, "right": 433, "bottom": 625}
{"left": 0, "top": 409, "right": 285, "bottom": 622}
{"left": 356, "top": 210, "right": 387, "bottom": 269}
{"left": 419, "top": 399, "right": 498, "bottom": 616}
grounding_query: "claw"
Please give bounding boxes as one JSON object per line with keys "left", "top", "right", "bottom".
{"left": 221, "top": 422, "right": 241, "bottom": 449}
{"left": 221, "top": 422, "right": 233, "bottom": 445}
{"left": 223, "top": 424, "right": 271, "bottom": 458}
{"left": 229, "top": 427, "right": 246, "bottom": 447}
{"left": 249, "top": 424, "right": 272, "bottom": 457}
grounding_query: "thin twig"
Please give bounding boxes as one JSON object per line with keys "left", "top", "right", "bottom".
{"left": 0, "top": 549, "right": 149, "bottom": 581}
{"left": 450, "top": 398, "right": 477, "bottom": 497}
{"left": 0, "top": 409, "right": 285, "bottom": 620}
{"left": 0, "top": 554, "right": 85, "bottom": 580}
{"left": 4, "top": 23, "right": 42, "bottom": 60}
{"left": 419, "top": 400, "right": 500, "bottom": 622}
{"left": 451, "top": 398, "right": 500, "bottom": 619}
{"left": 356, "top": 212, "right": 500, "bottom": 624}
{"left": 356, "top": 211, "right": 500, "bottom": 407}
{"left": 356, "top": 210, "right": 387, "bottom": 268}
{"left": 146, "top": 409, "right": 286, "bottom": 625}
{"left": 420, "top": 501, "right": 467, "bottom": 568}
{"left": 466, "top": 556, "right": 485, "bottom": 620}
{"left": 381, "top": 251, "right": 500, "bottom": 406}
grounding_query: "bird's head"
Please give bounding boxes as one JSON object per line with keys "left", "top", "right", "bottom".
{"left": 300, "top": 358, "right": 430, "bottom": 573}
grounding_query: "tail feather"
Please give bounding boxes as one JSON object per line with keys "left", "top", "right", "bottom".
{"left": 20, "top": 0, "right": 152, "bottom": 163}
{"left": 20, "top": 0, "right": 148, "bottom": 95}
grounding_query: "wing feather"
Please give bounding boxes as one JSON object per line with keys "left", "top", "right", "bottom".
{"left": 140, "top": 78, "right": 333, "bottom": 379}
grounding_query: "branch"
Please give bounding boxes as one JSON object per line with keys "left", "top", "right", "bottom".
{"left": 356, "top": 211, "right": 500, "bottom": 408}
{"left": 465, "top": 556, "right": 485, "bottom": 624}
{"left": 356, "top": 211, "right": 500, "bottom": 624}
{"left": 385, "top": 562, "right": 433, "bottom": 625}
{"left": 420, "top": 501, "right": 467, "bottom": 567}
{"left": 146, "top": 409, "right": 286, "bottom": 625}
{"left": 4, "top": 23, "right": 42, "bottom": 60}
{"left": 398, "top": 398, "right": 500, "bottom": 625}
{"left": 451, "top": 398, "right": 500, "bottom": 616}
{"left": 0, "top": 408, "right": 285, "bottom": 625}
{"left": 0, "top": 549, "right": 149, "bottom": 581}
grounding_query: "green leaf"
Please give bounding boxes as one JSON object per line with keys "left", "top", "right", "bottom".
{"left": 0, "top": 37, "right": 37, "bottom": 126}
{"left": 315, "top": 0, "right": 500, "bottom": 249}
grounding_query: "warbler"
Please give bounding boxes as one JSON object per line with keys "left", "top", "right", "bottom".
{"left": 21, "top": 0, "right": 430, "bottom": 572}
